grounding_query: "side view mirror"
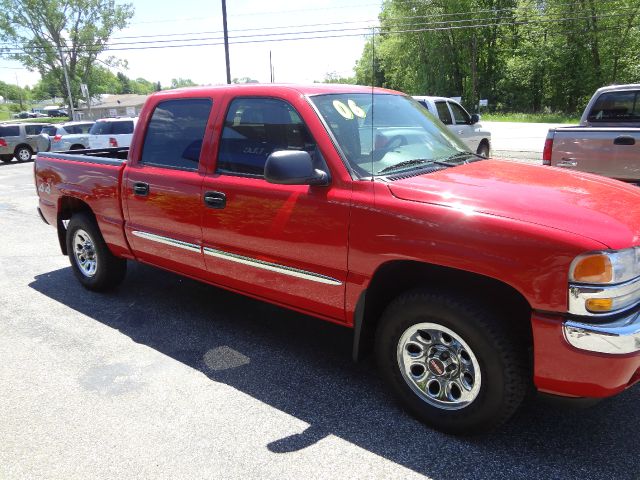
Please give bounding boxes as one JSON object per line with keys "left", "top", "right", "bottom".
{"left": 264, "top": 150, "right": 329, "bottom": 186}
{"left": 470, "top": 114, "right": 480, "bottom": 124}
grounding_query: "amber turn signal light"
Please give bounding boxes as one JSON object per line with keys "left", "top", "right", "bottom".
{"left": 585, "top": 298, "right": 613, "bottom": 313}
{"left": 571, "top": 254, "right": 613, "bottom": 283}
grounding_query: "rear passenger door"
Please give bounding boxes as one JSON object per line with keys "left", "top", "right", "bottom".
{"left": 24, "top": 124, "right": 47, "bottom": 152}
{"left": 200, "top": 96, "right": 351, "bottom": 321}
{"left": 123, "top": 98, "right": 214, "bottom": 277}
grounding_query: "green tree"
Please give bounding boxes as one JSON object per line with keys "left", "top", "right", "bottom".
{"left": 170, "top": 78, "right": 198, "bottom": 89}
{"left": 354, "top": 0, "right": 640, "bottom": 114}
{"left": 0, "top": 0, "right": 134, "bottom": 109}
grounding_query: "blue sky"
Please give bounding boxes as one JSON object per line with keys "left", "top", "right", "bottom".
{"left": 1, "top": 0, "right": 383, "bottom": 88}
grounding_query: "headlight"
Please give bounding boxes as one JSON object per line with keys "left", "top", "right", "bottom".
{"left": 569, "top": 247, "right": 640, "bottom": 316}
{"left": 569, "top": 247, "right": 640, "bottom": 284}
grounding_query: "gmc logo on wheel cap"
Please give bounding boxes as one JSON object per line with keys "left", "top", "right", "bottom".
{"left": 428, "top": 358, "right": 445, "bottom": 376}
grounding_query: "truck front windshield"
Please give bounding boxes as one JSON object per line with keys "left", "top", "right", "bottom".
{"left": 309, "top": 93, "right": 472, "bottom": 177}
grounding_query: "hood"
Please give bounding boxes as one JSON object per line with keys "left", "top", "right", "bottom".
{"left": 386, "top": 159, "right": 640, "bottom": 249}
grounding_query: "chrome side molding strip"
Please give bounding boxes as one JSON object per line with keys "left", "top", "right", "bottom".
{"left": 131, "top": 230, "right": 201, "bottom": 253}
{"left": 203, "top": 247, "right": 342, "bottom": 286}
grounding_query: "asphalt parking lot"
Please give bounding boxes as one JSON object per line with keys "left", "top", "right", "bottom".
{"left": 1, "top": 159, "right": 638, "bottom": 479}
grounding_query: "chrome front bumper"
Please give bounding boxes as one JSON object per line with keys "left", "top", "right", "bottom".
{"left": 564, "top": 311, "right": 640, "bottom": 354}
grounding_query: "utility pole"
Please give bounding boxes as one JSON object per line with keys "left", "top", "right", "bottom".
{"left": 57, "top": 44, "right": 75, "bottom": 119}
{"left": 221, "top": 0, "right": 231, "bottom": 84}
{"left": 14, "top": 73, "right": 23, "bottom": 110}
{"left": 269, "top": 51, "right": 274, "bottom": 83}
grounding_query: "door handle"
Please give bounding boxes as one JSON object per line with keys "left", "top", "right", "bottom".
{"left": 133, "top": 182, "right": 149, "bottom": 196}
{"left": 614, "top": 135, "right": 636, "bottom": 146}
{"left": 204, "top": 191, "right": 226, "bottom": 209}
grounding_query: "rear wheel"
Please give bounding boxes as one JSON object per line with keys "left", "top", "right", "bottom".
{"left": 14, "top": 145, "right": 33, "bottom": 162}
{"left": 0, "top": 155, "right": 13, "bottom": 163}
{"left": 70, "top": 144, "right": 84, "bottom": 150}
{"left": 66, "top": 213, "right": 127, "bottom": 291}
{"left": 375, "top": 289, "right": 528, "bottom": 434}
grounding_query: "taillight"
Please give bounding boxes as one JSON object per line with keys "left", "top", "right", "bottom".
{"left": 53, "top": 134, "right": 62, "bottom": 142}
{"left": 542, "top": 136, "right": 554, "bottom": 165}
{"left": 109, "top": 137, "right": 118, "bottom": 147}
{"left": 0, "top": 138, "right": 6, "bottom": 147}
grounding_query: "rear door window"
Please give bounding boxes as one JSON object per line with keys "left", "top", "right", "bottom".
{"left": 140, "top": 98, "right": 212, "bottom": 170}
{"left": 435, "top": 101, "right": 453, "bottom": 125}
{"left": 0, "top": 126, "right": 19, "bottom": 137}
{"left": 90, "top": 121, "right": 113, "bottom": 135}
{"left": 588, "top": 91, "right": 640, "bottom": 122}
{"left": 25, "top": 125, "right": 46, "bottom": 135}
{"left": 112, "top": 121, "right": 134, "bottom": 135}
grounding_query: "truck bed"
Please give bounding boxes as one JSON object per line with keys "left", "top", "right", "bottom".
{"left": 35, "top": 147, "right": 133, "bottom": 258}
{"left": 547, "top": 126, "right": 640, "bottom": 181}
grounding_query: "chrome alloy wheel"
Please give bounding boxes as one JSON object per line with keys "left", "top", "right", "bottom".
{"left": 73, "top": 229, "right": 98, "bottom": 277}
{"left": 397, "top": 322, "right": 481, "bottom": 410}
{"left": 17, "top": 148, "right": 31, "bottom": 161}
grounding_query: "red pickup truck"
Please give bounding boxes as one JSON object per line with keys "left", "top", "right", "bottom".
{"left": 35, "top": 84, "right": 640, "bottom": 434}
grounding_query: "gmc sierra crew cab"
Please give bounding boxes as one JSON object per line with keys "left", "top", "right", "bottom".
{"left": 35, "top": 84, "right": 640, "bottom": 434}
{"left": 543, "top": 84, "right": 640, "bottom": 181}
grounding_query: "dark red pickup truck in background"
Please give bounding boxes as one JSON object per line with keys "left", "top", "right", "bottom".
{"left": 35, "top": 84, "right": 640, "bottom": 434}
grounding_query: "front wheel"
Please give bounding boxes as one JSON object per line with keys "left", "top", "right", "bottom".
{"left": 66, "top": 213, "right": 127, "bottom": 291}
{"left": 375, "top": 290, "right": 528, "bottom": 434}
{"left": 476, "top": 141, "right": 490, "bottom": 158}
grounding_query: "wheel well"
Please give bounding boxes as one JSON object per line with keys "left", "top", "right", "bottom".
{"left": 14, "top": 143, "right": 33, "bottom": 153}
{"left": 477, "top": 139, "right": 490, "bottom": 152}
{"left": 353, "top": 261, "right": 532, "bottom": 360}
{"left": 56, "top": 196, "right": 96, "bottom": 255}
{"left": 70, "top": 144, "right": 84, "bottom": 150}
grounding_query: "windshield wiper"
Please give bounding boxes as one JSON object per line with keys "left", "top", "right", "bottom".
{"left": 378, "top": 159, "right": 431, "bottom": 174}
{"left": 444, "top": 152, "right": 481, "bottom": 163}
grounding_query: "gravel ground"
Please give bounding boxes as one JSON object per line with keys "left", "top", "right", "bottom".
{"left": 1, "top": 159, "right": 638, "bottom": 480}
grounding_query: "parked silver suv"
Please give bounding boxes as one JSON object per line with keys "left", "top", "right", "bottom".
{"left": 0, "top": 123, "right": 52, "bottom": 163}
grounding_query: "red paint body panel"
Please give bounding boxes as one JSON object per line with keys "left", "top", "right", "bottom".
{"left": 532, "top": 313, "right": 640, "bottom": 397}
{"left": 388, "top": 159, "right": 640, "bottom": 249}
{"left": 35, "top": 156, "right": 132, "bottom": 258}
{"left": 34, "top": 84, "right": 640, "bottom": 402}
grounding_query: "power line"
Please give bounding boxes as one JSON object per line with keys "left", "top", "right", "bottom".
{"left": 0, "top": 7, "right": 635, "bottom": 52}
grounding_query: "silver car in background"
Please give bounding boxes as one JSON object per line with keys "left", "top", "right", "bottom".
{"left": 413, "top": 96, "right": 492, "bottom": 157}
{"left": 40, "top": 122, "right": 95, "bottom": 152}
{"left": 0, "top": 123, "right": 52, "bottom": 163}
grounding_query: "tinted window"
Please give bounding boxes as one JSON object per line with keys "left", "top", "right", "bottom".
{"left": 588, "top": 91, "right": 640, "bottom": 122}
{"left": 90, "top": 121, "right": 112, "bottom": 135}
{"left": 449, "top": 102, "right": 471, "bottom": 124}
{"left": 217, "top": 98, "right": 317, "bottom": 176}
{"left": 435, "top": 101, "right": 453, "bottom": 124}
{"left": 418, "top": 100, "right": 431, "bottom": 112}
{"left": 112, "top": 121, "right": 134, "bottom": 135}
{"left": 141, "top": 99, "right": 212, "bottom": 170}
{"left": 78, "top": 123, "right": 94, "bottom": 133}
{"left": 25, "top": 125, "right": 46, "bottom": 135}
{"left": 41, "top": 126, "right": 58, "bottom": 136}
{"left": 0, "top": 126, "right": 19, "bottom": 136}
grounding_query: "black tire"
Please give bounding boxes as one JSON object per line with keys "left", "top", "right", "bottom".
{"left": 66, "top": 212, "right": 127, "bottom": 291}
{"left": 375, "top": 289, "right": 528, "bottom": 434}
{"left": 476, "top": 141, "right": 490, "bottom": 158}
{"left": 70, "top": 144, "right": 84, "bottom": 150}
{"left": 0, "top": 155, "right": 13, "bottom": 163}
{"left": 14, "top": 145, "right": 33, "bottom": 162}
